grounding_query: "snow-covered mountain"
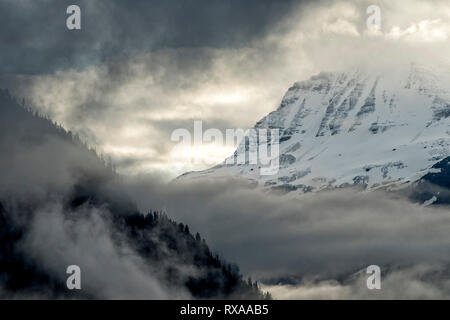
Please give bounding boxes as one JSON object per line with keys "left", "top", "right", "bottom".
{"left": 179, "top": 63, "right": 450, "bottom": 195}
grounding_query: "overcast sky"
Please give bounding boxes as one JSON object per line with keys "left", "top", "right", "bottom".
{"left": 0, "top": 0, "right": 303, "bottom": 73}
{"left": 2, "top": 0, "right": 450, "bottom": 179}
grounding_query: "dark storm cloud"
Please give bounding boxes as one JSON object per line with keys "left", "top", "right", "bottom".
{"left": 0, "top": 0, "right": 302, "bottom": 74}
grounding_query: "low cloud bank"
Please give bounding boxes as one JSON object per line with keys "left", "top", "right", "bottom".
{"left": 262, "top": 264, "right": 450, "bottom": 299}
{"left": 124, "top": 176, "right": 450, "bottom": 297}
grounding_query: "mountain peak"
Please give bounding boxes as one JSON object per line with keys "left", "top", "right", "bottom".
{"left": 180, "top": 65, "right": 450, "bottom": 194}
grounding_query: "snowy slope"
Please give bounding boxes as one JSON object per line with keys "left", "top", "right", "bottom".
{"left": 179, "top": 63, "right": 450, "bottom": 194}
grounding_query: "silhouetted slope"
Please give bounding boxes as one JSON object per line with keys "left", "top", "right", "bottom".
{"left": 422, "top": 156, "right": 450, "bottom": 189}
{"left": 410, "top": 156, "right": 450, "bottom": 205}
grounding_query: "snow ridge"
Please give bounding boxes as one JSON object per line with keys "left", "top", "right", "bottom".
{"left": 180, "top": 63, "right": 450, "bottom": 194}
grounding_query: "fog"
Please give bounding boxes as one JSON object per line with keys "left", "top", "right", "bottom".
{"left": 123, "top": 178, "right": 449, "bottom": 274}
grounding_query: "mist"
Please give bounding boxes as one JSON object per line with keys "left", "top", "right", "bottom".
{"left": 119, "top": 174, "right": 450, "bottom": 298}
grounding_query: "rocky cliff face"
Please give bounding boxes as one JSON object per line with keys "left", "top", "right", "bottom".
{"left": 179, "top": 63, "right": 450, "bottom": 195}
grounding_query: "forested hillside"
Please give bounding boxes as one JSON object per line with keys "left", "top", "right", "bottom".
{"left": 0, "top": 89, "right": 269, "bottom": 299}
